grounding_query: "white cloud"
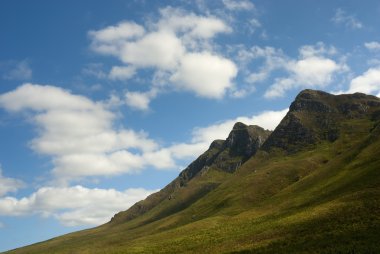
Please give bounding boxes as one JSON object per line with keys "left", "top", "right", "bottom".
{"left": 289, "top": 57, "right": 341, "bottom": 85}
{"left": 264, "top": 43, "right": 347, "bottom": 98}
{"left": 299, "top": 43, "right": 337, "bottom": 58}
{"left": 120, "top": 30, "right": 185, "bottom": 70}
{"left": 233, "top": 43, "right": 345, "bottom": 98}
{"left": 157, "top": 7, "right": 231, "bottom": 40}
{"left": 143, "top": 149, "right": 176, "bottom": 169}
{"left": 89, "top": 21, "right": 145, "bottom": 56}
{"left": 108, "top": 66, "right": 136, "bottom": 80}
{"left": 222, "top": 0, "right": 255, "bottom": 11}
{"left": 364, "top": 41, "right": 380, "bottom": 51}
{"left": 0, "top": 185, "right": 155, "bottom": 226}
{"left": 332, "top": 8, "right": 363, "bottom": 29}
{"left": 0, "top": 166, "right": 24, "bottom": 197}
{"left": 89, "top": 7, "right": 236, "bottom": 102}
{"left": 3, "top": 60, "right": 32, "bottom": 80}
{"left": 346, "top": 67, "right": 380, "bottom": 95}
{"left": 170, "top": 52, "right": 237, "bottom": 98}
{"left": 125, "top": 89, "right": 158, "bottom": 111}
{"left": 0, "top": 222, "right": 3, "bottom": 228}
{"left": 0, "top": 84, "right": 163, "bottom": 182}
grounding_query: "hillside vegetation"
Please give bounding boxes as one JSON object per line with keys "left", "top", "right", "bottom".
{"left": 6, "top": 90, "right": 380, "bottom": 254}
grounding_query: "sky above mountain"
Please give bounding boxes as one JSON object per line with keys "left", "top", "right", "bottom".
{"left": 0, "top": 0, "right": 380, "bottom": 251}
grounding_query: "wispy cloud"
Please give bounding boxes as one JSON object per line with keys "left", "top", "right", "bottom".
{"left": 364, "top": 41, "right": 380, "bottom": 51}
{"left": 233, "top": 42, "right": 346, "bottom": 99}
{"left": 2, "top": 60, "right": 32, "bottom": 80}
{"left": 332, "top": 8, "right": 363, "bottom": 29}
{"left": 222, "top": 0, "right": 255, "bottom": 11}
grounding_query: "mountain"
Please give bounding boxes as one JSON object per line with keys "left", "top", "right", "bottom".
{"left": 6, "top": 90, "right": 380, "bottom": 254}
{"left": 110, "top": 123, "right": 271, "bottom": 224}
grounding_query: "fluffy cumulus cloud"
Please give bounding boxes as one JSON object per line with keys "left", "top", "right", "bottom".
{"left": 0, "top": 83, "right": 289, "bottom": 184}
{"left": 0, "top": 166, "right": 24, "bottom": 197}
{"left": 264, "top": 43, "right": 347, "bottom": 98}
{"left": 346, "top": 67, "right": 380, "bottom": 96}
{"left": 331, "top": 8, "right": 363, "bottom": 29}
{"left": 170, "top": 52, "right": 237, "bottom": 98}
{"left": 0, "top": 84, "right": 168, "bottom": 182}
{"left": 0, "top": 186, "right": 155, "bottom": 226}
{"left": 88, "top": 7, "right": 237, "bottom": 108}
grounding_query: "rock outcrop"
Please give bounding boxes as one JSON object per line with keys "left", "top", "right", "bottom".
{"left": 262, "top": 89, "right": 380, "bottom": 152}
{"left": 111, "top": 123, "right": 271, "bottom": 223}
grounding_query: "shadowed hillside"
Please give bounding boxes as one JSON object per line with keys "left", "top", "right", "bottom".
{"left": 6, "top": 90, "right": 380, "bottom": 254}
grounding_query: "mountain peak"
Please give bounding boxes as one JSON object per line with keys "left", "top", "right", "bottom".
{"left": 232, "top": 121, "right": 247, "bottom": 130}
{"left": 111, "top": 122, "right": 271, "bottom": 223}
{"left": 263, "top": 89, "right": 380, "bottom": 153}
{"left": 225, "top": 124, "right": 271, "bottom": 159}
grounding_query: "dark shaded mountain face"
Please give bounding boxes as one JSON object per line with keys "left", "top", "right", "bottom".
{"left": 111, "top": 123, "right": 272, "bottom": 223}
{"left": 262, "top": 89, "right": 380, "bottom": 152}
{"left": 7, "top": 90, "right": 380, "bottom": 254}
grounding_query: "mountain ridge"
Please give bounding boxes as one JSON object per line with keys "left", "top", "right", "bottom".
{"left": 111, "top": 123, "right": 272, "bottom": 224}
{"left": 6, "top": 89, "right": 380, "bottom": 254}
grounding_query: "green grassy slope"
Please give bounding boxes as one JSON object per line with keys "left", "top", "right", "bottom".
{"left": 5, "top": 90, "right": 380, "bottom": 254}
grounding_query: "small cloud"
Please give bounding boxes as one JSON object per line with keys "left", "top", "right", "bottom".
{"left": 332, "top": 8, "right": 363, "bottom": 29}
{"left": 364, "top": 41, "right": 380, "bottom": 51}
{"left": 170, "top": 52, "right": 237, "bottom": 99}
{"left": 0, "top": 165, "right": 25, "bottom": 197}
{"left": 0, "top": 222, "right": 4, "bottom": 228}
{"left": 222, "top": 0, "right": 255, "bottom": 11}
{"left": 125, "top": 89, "right": 157, "bottom": 111}
{"left": 108, "top": 66, "right": 136, "bottom": 81}
{"left": 3, "top": 60, "right": 32, "bottom": 80}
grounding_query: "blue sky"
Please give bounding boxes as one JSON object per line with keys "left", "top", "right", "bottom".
{"left": 1, "top": 0, "right": 380, "bottom": 251}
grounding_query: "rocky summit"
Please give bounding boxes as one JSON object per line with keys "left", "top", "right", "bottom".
{"left": 111, "top": 122, "right": 271, "bottom": 223}
{"left": 262, "top": 89, "right": 380, "bottom": 152}
{"left": 7, "top": 90, "right": 380, "bottom": 254}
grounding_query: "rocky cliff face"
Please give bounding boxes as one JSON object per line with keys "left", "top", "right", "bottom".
{"left": 211, "top": 123, "right": 271, "bottom": 173}
{"left": 262, "top": 89, "right": 380, "bottom": 152}
{"left": 111, "top": 123, "right": 271, "bottom": 223}
{"left": 179, "top": 123, "right": 271, "bottom": 182}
